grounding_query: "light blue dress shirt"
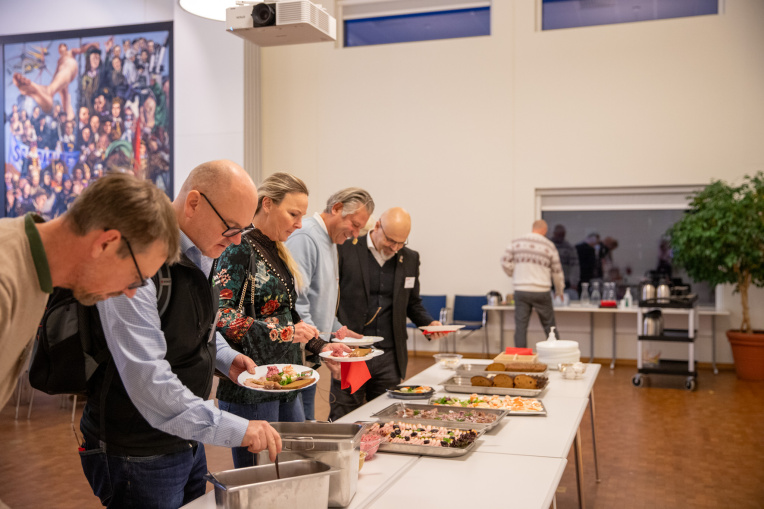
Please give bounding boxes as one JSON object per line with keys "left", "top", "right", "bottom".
{"left": 95, "top": 231, "right": 248, "bottom": 448}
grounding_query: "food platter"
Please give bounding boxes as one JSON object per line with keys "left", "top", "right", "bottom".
{"left": 330, "top": 336, "right": 384, "bottom": 347}
{"left": 238, "top": 364, "right": 319, "bottom": 393}
{"left": 385, "top": 385, "right": 435, "bottom": 400}
{"left": 363, "top": 421, "right": 484, "bottom": 457}
{"left": 418, "top": 325, "right": 465, "bottom": 334}
{"left": 372, "top": 402, "right": 508, "bottom": 431}
{"left": 430, "top": 395, "right": 547, "bottom": 416}
{"left": 318, "top": 348, "right": 385, "bottom": 363}
{"left": 440, "top": 375, "right": 548, "bottom": 397}
{"left": 455, "top": 363, "right": 549, "bottom": 377}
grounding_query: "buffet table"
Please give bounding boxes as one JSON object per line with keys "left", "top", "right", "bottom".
{"left": 483, "top": 303, "right": 728, "bottom": 372}
{"left": 183, "top": 361, "right": 600, "bottom": 509}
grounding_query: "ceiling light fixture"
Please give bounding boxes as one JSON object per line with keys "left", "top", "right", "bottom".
{"left": 179, "top": 0, "right": 239, "bottom": 21}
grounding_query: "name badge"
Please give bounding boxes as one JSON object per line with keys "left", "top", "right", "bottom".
{"left": 404, "top": 277, "right": 415, "bottom": 289}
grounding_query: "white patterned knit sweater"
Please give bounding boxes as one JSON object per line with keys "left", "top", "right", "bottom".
{"left": 501, "top": 232, "right": 565, "bottom": 294}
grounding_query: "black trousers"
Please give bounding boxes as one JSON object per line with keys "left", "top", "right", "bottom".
{"left": 328, "top": 349, "right": 401, "bottom": 421}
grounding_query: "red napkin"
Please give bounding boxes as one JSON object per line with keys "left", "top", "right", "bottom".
{"left": 341, "top": 362, "right": 371, "bottom": 394}
{"left": 505, "top": 347, "right": 534, "bottom": 355}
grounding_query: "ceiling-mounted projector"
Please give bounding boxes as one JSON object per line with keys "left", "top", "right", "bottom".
{"left": 226, "top": 0, "right": 336, "bottom": 47}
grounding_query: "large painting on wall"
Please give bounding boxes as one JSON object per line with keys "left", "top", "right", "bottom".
{"left": 1, "top": 22, "right": 172, "bottom": 218}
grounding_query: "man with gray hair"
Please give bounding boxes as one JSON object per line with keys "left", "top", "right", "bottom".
{"left": 0, "top": 173, "right": 178, "bottom": 413}
{"left": 285, "top": 187, "right": 374, "bottom": 419}
{"left": 501, "top": 219, "right": 565, "bottom": 348}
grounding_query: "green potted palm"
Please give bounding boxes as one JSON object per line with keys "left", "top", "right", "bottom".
{"left": 668, "top": 172, "right": 764, "bottom": 381}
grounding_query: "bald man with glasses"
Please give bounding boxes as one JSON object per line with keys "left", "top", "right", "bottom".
{"left": 329, "top": 207, "right": 446, "bottom": 421}
{"left": 79, "top": 160, "right": 282, "bottom": 509}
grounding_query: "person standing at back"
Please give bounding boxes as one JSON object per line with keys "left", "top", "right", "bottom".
{"left": 285, "top": 187, "right": 374, "bottom": 420}
{"left": 501, "top": 219, "right": 564, "bottom": 348}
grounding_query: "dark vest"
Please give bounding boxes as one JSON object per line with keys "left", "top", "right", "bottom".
{"left": 80, "top": 255, "right": 218, "bottom": 456}
{"left": 363, "top": 250, "right": 396, "bottom": 349}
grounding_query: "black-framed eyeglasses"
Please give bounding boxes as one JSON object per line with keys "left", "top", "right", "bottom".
{"left": 379, "top": 222, "right": 408, "bottom": 248}
{"left": 199, "top": 192, "right": 254, "bottom": 238}
{"left": 122, "top": 236, "right": 149, "bottom": 290}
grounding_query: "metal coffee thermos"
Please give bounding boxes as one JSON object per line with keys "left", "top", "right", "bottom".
{"left": 656, "top": 280, "right": 672, "bottom": 301}
{"left": 641, "top": 282, "right": 656, "bottom": 301}
{"left": 642, "top": 310, "right": 664, "bottom": 336}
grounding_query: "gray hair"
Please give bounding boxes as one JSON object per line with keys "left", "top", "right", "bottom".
{"left": 65, "top": 172, "right": 179, "bottom": 263}
{"left": 324, "top": 187, "right": 375, "bottom": 217}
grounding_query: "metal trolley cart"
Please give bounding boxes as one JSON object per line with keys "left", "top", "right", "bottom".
{"left": 633, "top": 297, "right": 699, "bottom": 391}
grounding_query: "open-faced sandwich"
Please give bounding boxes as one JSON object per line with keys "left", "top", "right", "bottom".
{"left": 243, "top": 365, "right": 315, "bottom": 390}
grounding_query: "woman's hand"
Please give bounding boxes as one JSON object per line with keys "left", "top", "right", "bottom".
{"left": 292, "top": 321, "right": 319, "bottom": 344}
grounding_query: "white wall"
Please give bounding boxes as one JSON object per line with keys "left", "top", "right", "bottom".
{"left": 257, "top": 0, "right": 764, "bottom": 361}
{"left": 0, "top": 0, "right": 246, "bottom": 191}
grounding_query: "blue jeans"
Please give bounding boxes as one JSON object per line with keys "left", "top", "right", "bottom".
{"left": 218, "top": 398, "right": 305, "bottom": 468}
{"left": 300, "top": 383, "right": 317, "bottom": 420}
{"left": 79, "top": 437, "right": 207, "bottom": 509}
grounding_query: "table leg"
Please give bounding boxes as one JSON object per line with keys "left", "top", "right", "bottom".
{"left": 499, "top": 310, "right": 505, "bottom": 353}
{"left": 712, "top": 315, "right": 718, "bottom": 375}
{"left": 589, "top": 390, "right": 600, "bottom": 483}
{"left": 589, "top": 313, "right": 594, "bottom": 363}
{"left": 574, "top": 427, "right": 586, "bottom": 509}
{"left": 610, "top": 314, "right": 616, "bottom": 370}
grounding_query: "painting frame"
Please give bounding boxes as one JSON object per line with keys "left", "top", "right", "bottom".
{"left": 2, "top": 21, "right": 173, "bottom": 218}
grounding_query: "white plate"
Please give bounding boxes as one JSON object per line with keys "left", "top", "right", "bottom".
{"left": 318, "top": 348, "right": 385, "bottom": 363}
{"left": 330, "top": 336, "right": 384, "bottom": 346}
{"left": 418, "top": 325, "right": 466, "bottom": 333}
{"left": 238, "top": 364, "right": 319, "bottom": 393}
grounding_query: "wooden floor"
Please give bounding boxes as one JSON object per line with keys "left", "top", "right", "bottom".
{"left": 1, "top": 357, "right": 763, "bottom": 508}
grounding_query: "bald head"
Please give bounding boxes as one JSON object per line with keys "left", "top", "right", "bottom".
{"left": 532, "top": 219, "right": 548, "bottom": 236}
{"left": 371, "top": 207, "right": 411, "bottom": 259}
{"left": 175, "top": 159, "right": 258, "bottom": 258}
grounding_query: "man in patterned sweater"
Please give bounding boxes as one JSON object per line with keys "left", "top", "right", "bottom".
{"left": 501, "top": 220, "right": 565, "bottom": 348}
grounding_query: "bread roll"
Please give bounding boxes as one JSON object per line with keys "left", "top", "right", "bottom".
{"left": 492, "top": 374, "right": 514, "bottom": 388}
{"left": 471, "top": 376, "right": 493, "bottom": 387}
{"left": 513, "top": 374, "right": 538, "bottom": 389}
{"left": 486, "top": 362, "right": 505, "bottom": 372}
{"left": 504, "top": 362, "right": 547, "bottom": 373}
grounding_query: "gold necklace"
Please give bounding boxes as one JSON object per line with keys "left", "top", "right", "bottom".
{"left": 246, "top": 236, "right": 295, "bottom": 310}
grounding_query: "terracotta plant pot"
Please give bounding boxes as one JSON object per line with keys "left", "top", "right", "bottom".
{"left": 726, "top": 330, "right": 764, "bottom": 381}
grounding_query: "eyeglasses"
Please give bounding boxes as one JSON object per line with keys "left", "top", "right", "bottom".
{"left": 378, "top": 222, "right": 408, "bottom": 248}
{"left": 199, "top": 192, "right": 254, "bottom": 238}
{"left": 122, "top": 236, "right": 149, "bottom": 290}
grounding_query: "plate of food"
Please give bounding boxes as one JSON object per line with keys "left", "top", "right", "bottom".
{"left": 430, "top": 394, "right": 547, "bottom": 416}
{"left": 238, "top": 364, "right": 319, "bottom": 392}
{"left": 318, "top": 348, "right": 385, "bottom": 363}
{"left": 386, "top": 385, "right": 435, "bottom": 400}
{"left": 418, "top": 325, "right": 466, "bottom": 334}
{"left": 330, "top": 336, "right": 384, "bottom": 347}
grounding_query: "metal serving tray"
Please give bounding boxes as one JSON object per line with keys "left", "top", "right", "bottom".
{"left": 371, "top": 402, "right": 508, "bottom": 431}
{"left": 441, "top": 375, "right": 548, "bottom": 397}
{"left": 455, "top": 363, "right": 548, "bottom": 377}
{"left": 428, "top": 395, "right": 547, "bottom": 416}
{"left": 368, "top": 423, "right": 485, "bottom": 458}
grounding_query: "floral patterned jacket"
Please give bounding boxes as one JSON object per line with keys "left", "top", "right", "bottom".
{"left": 214, "top": 234, "right": 302, "bottom": 405}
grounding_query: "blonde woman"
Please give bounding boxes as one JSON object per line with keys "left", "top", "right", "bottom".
{"left": 214, "top": 172, "right": 348, "bottom": 468}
